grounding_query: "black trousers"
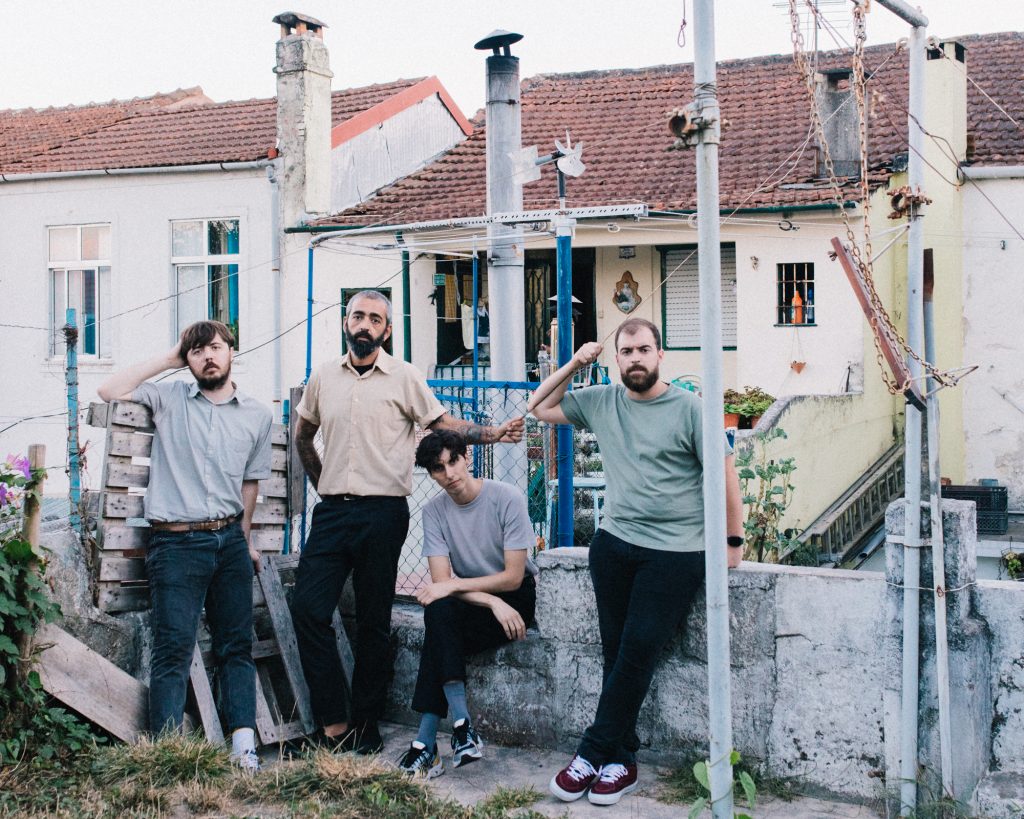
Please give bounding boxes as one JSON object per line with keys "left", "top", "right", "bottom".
{"left": 576, "top": 529, "right": 705, "bottom": 767}
{"left": 412, "top": 577, "right": 536, "bottom": 717}
{"left": 291, "top": 495, "right": 409, "bottom": 727}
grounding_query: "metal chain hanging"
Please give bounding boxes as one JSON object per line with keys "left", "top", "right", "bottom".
{"left": 788, "top": 0, "right": 958, "bottom": 395}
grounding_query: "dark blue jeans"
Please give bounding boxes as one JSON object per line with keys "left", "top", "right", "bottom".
{"left": 146, "top": 522, "right": 256, "bottom": 735}
{"left": 412, "top": 576, "right": 536, "bottom": 717}
{"left": 291, "top": 495, "right": 410, "bottom": 728}
{"left": 576, "top": 529, "right": 706, "bottom": 767}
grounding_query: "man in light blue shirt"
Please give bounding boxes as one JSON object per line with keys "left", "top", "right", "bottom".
{"left": 98, "top": 320, "right": 272, "bottom": 771}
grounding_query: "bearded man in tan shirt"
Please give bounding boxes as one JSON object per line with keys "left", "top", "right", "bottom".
{"left": 292, "top": 290, "right": 523, "bottom": 755}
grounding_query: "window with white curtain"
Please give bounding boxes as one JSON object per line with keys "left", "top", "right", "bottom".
{"left": 48, "top": 224, "right": 111, "bottom": 357}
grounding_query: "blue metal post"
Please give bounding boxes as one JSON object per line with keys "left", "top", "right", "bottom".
{"left": 471, "top": 248, "right": 482, "bottom": 477}
{"left": 65, "top": 308, "right": 81, "bottom": 533}
{"left": 301, "top": 245, "right": 315, "bottom": 550}
{"left": 555, "top": 216, "right": 575, "bottom": 547}
{"left": 282, "top": 398, "right": 291, "bottom": 555}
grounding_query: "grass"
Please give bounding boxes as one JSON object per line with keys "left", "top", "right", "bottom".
{"left": 0, "top": 735, "right": 552, "bottom": 819}
{"left": 657, "top": 757, "right": 799, "bottom": 808}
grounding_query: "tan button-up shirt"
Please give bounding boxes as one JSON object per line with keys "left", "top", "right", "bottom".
{"left": 296, "top": 350, "right": 445, "bottom": 497}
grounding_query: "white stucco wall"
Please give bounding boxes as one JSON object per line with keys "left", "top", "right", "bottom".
{"left": 962, "top": 176, "right": 1024, "bottom": 508}
{"left": 0, "top": 168, "right": 276, "bottom": 494}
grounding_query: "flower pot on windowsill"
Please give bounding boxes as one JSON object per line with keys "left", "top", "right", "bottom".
{"left": 724, "top": 412, "right": 740, "bottom": 428}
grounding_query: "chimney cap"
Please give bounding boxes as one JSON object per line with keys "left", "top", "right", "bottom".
{"left": 474, "top": 29, "right": 523, "bottom": 55}
{"left": 273, "top": 11, "right": 328, "bottom": 37}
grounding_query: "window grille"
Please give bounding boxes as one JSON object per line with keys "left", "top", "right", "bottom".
{"left": 777, "top": 262, "right": 815, "bottom": 325}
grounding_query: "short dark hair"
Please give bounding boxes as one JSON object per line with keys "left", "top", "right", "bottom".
{"left": 346, "top": 290, "right": 393, "bottom": 326}
{"left": 415, "top": 429, "right": 468, "bottom": 470}
{"left": 179, "top": 320, "right": 234, "bottom": 353}
{"left": 614, "top": 317, "right": 661, "bottom": 351}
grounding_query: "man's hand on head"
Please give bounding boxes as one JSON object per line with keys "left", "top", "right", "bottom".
{"left": 166, "top": 341, "right": 186, "bottom": 369}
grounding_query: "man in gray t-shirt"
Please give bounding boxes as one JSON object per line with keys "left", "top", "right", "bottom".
{"left": 98, "top": 320, "right": 272, "bottom": 772}
{"left": 395, "top": 429, "right": 537, "bottom": 781}
{"left": 533, "top": 317, "right": 744, "bottom": 806}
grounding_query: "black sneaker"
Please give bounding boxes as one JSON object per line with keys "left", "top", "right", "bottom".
{"left": 354, "top": 721, "right": 384, "bottom": 755}
{"left": 397, "top": 741, "right": 444, "bottom": 780}
{"left": 450, "top": 719, "right": 484, "bottom": 768}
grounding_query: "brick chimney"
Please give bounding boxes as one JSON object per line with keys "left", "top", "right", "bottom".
{"left": 815, "top": 68, "right": 860, "bottom": 179}
{"left": 273, "top": 11, "right": 333, "bottom": 222}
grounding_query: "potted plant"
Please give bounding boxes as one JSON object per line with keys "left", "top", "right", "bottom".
{"left": 723, "top": 388, "right": 743, "bottom": 428}
{"left": 1002, "top": 550, "right": 1023, "bottom": 581}
{"left": 736, "top": 386, "right": 775, "bottom": 429}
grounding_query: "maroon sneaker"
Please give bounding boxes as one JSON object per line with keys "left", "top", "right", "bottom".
{"left": 549, "top": 754, "right": 599, "bottom": 802}
{"left": 588, "top": 762, "right": 639, "bottom": 805}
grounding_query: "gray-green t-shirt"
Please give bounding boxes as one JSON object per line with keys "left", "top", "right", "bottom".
{"left": 560, "top": 383, "right": 730, "bottom": 552}
{"left": 421, "top": 479, "right": 539, "bottom": 579}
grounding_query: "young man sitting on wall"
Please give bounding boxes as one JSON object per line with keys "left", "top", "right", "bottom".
{"left": 396, "top": 429, "right": 538, "bottom": 779}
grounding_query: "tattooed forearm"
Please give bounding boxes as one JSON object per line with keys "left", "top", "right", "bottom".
{"left": 295, "top": 419, "right": 323, "bottom": 488}
{"left": 430, "top": 414, "right": 500, "bottom": 443}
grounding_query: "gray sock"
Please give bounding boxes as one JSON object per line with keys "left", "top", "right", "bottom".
{"left": 415, "top": 712, "right": 441, "bottom": 749}
{"left": 443, "top": 680, "right": 470, "bottom": 725}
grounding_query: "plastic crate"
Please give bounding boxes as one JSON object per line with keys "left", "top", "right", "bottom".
{"left": 941, "top": 484, "right": 1009, "bottom": 535}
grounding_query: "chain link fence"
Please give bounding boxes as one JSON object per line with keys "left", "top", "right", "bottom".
{"left": 292, "top": 378, "right": 606, "bottom": 596}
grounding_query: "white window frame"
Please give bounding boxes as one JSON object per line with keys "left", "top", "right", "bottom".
{"left": 47, "top": 224, "right": 111, "bottom": 358}
{"left": 660, "top": 243, "right": 737, "bottom": 350}
{"left": 171, "top": 218, "right": 240, "bottom": 345}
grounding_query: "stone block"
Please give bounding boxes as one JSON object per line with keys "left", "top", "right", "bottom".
{"left": 972, "top": 770, "right": 1024, "bottom": 819}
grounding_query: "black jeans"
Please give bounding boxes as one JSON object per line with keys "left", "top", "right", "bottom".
{"left": 576, "top": 529, "right": 705, "bottom": 767}
{"left": 291, "top": 495, "right": 410, "bottom": 727}
{"left": 146, "top": 522, "right": 256, "bottom": 735}
{"left": 412, "top": 577, "right": 536, "bottom": 717}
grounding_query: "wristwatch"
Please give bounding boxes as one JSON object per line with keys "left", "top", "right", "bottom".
{"left": 727, "top": 536, "right": 743, "bottom": 548}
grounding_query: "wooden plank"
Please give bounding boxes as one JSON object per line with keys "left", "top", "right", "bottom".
{"left": 87, "top": 402, "right": 110, "bottom": 428}
{"left": 99, "top": 557, "right": 146, "bottom": 582}
{"left": 34, "top": 623, "right": 148, "bottom": 743}
{"left": 271, "top": 448, "right": 287, "bottom": 472}
{"left": 288, "top": 386, "right": 305, "bottom": 514}
{"left": 107, "top": 430, "right": 153, "bottom": 458}
{"left": 271, "top": 425, "right": 287, "bottom": 446}
{"left": 109, "top": 400, "right": 156, "bottom": 430}
{"left": 250, "top": 528, "right": 285, "bottom": 554}
{"left": 100, "top": 524, "right": 150, "bottom": 551}
{"left": 253, "top": 673, "right": 279, "bottom": 745}
{"left": 189, "top": 645, "right": 225, "bottom": 744}
{"left": 104, "top": 492, "right": 145, "bottom": 519}
{"left": 201, "top": 638, "right": 280, "bottom": 667}
{"left": 259, "top": 476, "right": 288, "bottom": 499}
{"left": 105, "top": 462, "right": 151, "bottom": 489}
{"left": 96, "top": 582, "right": 149, "bottom": 613}
{"left": 252, "top": 499, "right": 287, "bottom": 525}
{"left": 260, "top": 555, "right": 315, "bottom": 734}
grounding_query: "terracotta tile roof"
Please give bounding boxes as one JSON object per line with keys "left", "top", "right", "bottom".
{"left": 0, "top": 78, "right": 423, "bottom": 174}
{"left": 0, "top": 88, "right": 210, "bottom": 169}
{"left": 325, "top": 32, "right": 1023, "bottom": 226}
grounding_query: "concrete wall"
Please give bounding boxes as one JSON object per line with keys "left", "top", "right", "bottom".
{"left": 0, "top": 169, "right": 276, "bottom": 494}
{"left": 962, "top": 176, "right": 1024, "bottom": 508}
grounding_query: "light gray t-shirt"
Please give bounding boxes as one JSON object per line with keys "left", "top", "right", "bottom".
{"left": 421, "top": 479, "right": 539, "bottom": 579}
{"left": 560, "top": 383, "right": 731, "bottom": 552}
{"left": 133, "top": 380, "right": 273, "bottom": 523}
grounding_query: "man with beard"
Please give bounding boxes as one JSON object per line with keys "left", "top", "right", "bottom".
{"left": 291, "top": 290, "right": 524, "bottom": 755}
{"left": 97, "top": 320, "right": 273, "bottom": 771}
{"left": 530, "top": 317, "right": 744, "bottom": 806}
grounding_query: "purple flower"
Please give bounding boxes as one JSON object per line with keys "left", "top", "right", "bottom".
{"left": 0, "top": 483, "right": 8, "bottom": 507}
{"left": 6, "top": 454, "right": 31, "bottom": 480}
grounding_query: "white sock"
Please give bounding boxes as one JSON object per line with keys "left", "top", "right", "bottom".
{"left": 231, "top": 727, "right": 256, "bottom": 756}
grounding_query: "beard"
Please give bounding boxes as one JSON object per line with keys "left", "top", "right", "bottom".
{"left": 190, "top": 360, "right": 232, "bottom": 391}
{"left": 621, "top": 365, "right": 660, "bottom": 393}
{"left": 345, "top": 326, "right": 386, "bottom": 359}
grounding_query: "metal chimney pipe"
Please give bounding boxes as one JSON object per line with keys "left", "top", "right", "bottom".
{"left": 478, "top": 31, "right": 526, "bottom": 382}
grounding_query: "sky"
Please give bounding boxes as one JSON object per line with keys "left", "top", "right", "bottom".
{"left": 2, "top": 1, "right": 1018, "bottom": 116}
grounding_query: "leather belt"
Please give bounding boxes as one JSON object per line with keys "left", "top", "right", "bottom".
{"left": 149, "top": 514, "right": 241, "bottom": 533}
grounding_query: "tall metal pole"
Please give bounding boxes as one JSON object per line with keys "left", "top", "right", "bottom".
{"left": 899, "top": 23, "right": 927, "bottom": 818}
{"left": 692, "top": 2, "right": 734, "bottom": 815}
{"left": 555, "top": 211, "right": 575, "bottom": 548}
{"left": 924, "top": 266, "right": 953, "bottom": 798}
{"left": 65, "top": 308, "right": 81, "bottom": 533}
{"left": 481, "top": 39, "right": 526, "bottom": 383}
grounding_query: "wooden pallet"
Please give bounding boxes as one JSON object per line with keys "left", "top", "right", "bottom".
{"left": 86, "top": 400, "right": 288, "bottom": 613}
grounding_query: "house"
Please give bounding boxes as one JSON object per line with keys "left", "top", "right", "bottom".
{"left": 0, "top": 12, "right": 473, "bottom": 494}
{"left": 296, "top": 31, "right": 1023, "bottom": 543}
